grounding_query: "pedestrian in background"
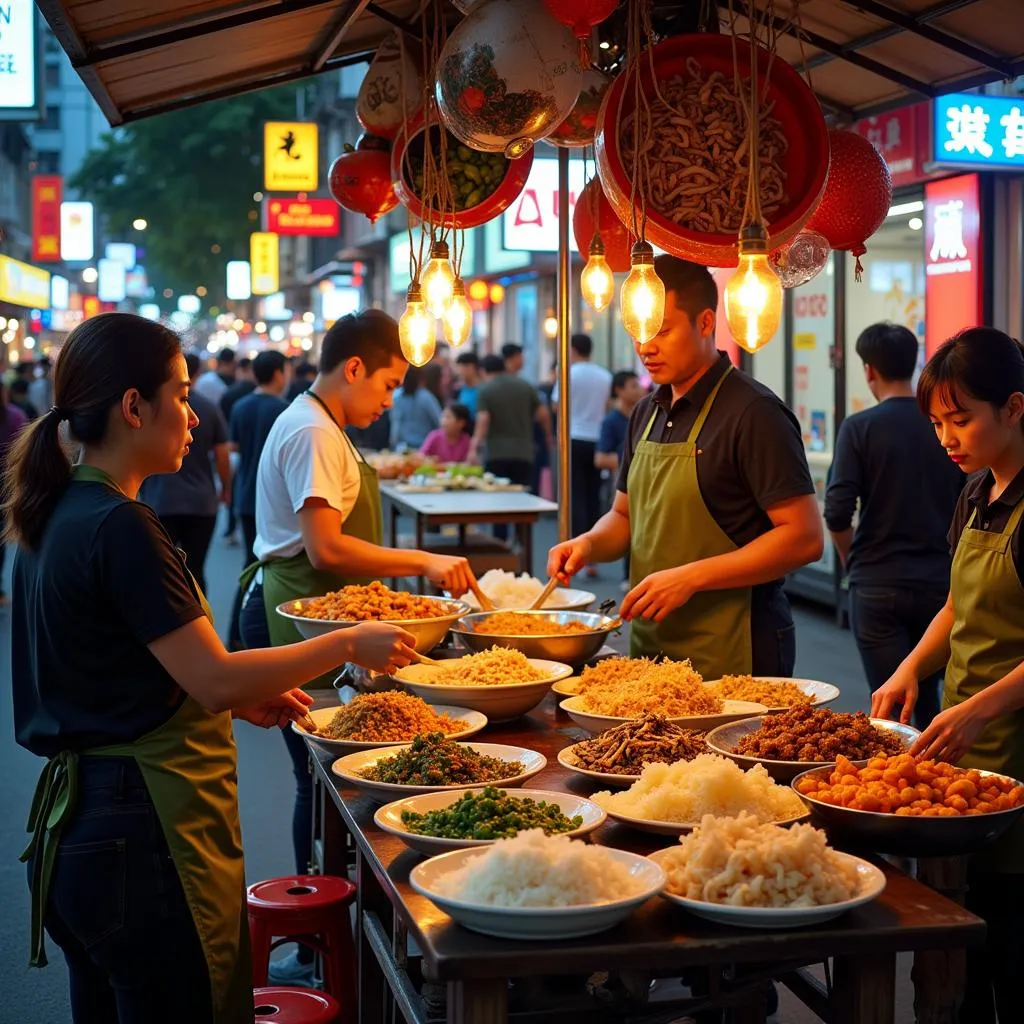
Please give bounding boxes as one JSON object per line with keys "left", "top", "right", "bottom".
{"left": 421, "top": 403, "right": 472, "bottom": 464}
{"left": 192, "top": 347, "right": 236, "bottom": 405}
{"left": 28, "top": 357, "right": 53, "bottom": 416}
{"left": 141, "top": 353, "right": 232, "bottom": 594}
{"left": 219, "top": 356, "right": 256, "bottom": 424}
{"left": 285, "top": 360, "right": 317, "bottom": 402}
{"left": 454, "top": 351, "right": 482, "bottom": 418}
{"left": 390, "top": 365, "right": 442, "bottom": 451}
{"left": 0, "top": 380, "right": 27, "bottom": 605}
{"left": 826, "top": 322, "right": 964, "bottom": 729}
{"left": 8, "top": 378, "right": 38, "bottom": 421}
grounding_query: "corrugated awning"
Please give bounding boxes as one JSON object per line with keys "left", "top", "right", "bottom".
{"left": 36, "top": 0, "right": 1024, "bottom": 127}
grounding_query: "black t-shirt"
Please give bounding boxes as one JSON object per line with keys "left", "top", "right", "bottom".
{"left": 220, "top": 379, "right": 256, "bottom": 423}
{"left": 825, "top": 397, "right": 965, "bottom": 588}
{"left": 229, "top": 390, "right": 287, "bottom": 517}
{"left": 948, "top": 467, "right": 1024, "bottom": 587}
{"left": 12, "top": 479, "right": 206, "bottom": 757}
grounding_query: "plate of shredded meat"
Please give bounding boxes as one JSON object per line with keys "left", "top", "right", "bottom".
{"left": 706, "top": 707, "right": 919, "bottom": 781}
{"left": 558, "top": 714, "right": 708, "bottom": 787}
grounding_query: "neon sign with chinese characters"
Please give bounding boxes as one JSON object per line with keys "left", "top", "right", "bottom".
{"left": 933, "top": 92, "right": 1024, "bottom": 168}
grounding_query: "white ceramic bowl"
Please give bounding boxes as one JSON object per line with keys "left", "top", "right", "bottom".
{"left": 556, "top": 742, "right": 639, "bottom": 788}
{"left": 409, "top": 845, "right": 665, "bottom": 939}
{"left": 394, "top": 658, "right": 573, "bottom": 722}
{"left": 702, "top": 677, "right": 841, "bottom": 712}
{"left": 647, "top": 847, "right": 886, "bottom": 928}
{"left": 559, "top": 695, "right": 768, "bottom": 734}
{"left": 375, "top": 787, "right": 606, "bottom": 856}
{"left": 455, "top": 586, "right": 597, "bottom": 612}
{"left": 290, "top": 704, "right": 487, "bottom": 753}
{"left": 330, "top": 743, "right": 547, "bottom": 803}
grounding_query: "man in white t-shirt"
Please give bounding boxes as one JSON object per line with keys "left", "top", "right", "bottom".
{"left": 554, "top": 334, "right": 613, "bottom": 550}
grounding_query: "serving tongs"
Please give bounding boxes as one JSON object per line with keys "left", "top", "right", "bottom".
{"left": 468, "top": 574, "right": 497, "bottom": 612}
{"left": 528, "top": 576, "right": 560, "bottom": 611}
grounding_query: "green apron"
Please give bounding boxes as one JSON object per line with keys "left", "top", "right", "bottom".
{"left": 22, "top": 465, "right": 251, "bottom": 1022}
{"left": 626, "top": 365, "right": 753, "bottom": 677}
{"left": 240, "top": 391, "right": 383, "bottom": 656}
{"left": 946, "top": 500, "right": 1024, "bottom": 872}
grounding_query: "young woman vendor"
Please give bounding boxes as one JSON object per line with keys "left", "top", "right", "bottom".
{"left": 872, "top": 327, "right": 1024, "bottom": 1022}
{"left": 4, "top": 313, "right": 416, "bottom": 1024}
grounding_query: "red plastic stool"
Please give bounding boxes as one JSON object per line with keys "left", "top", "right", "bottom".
{"left": 248, "top": 875, "right": 357, "bottom": 1023}
{"left": 254, "top": 987, "right": 339, "bottom": 1024}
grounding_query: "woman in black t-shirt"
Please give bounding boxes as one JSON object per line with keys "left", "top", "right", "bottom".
{"left": 3, "top": 313, "right": 416, "bottom": 1024}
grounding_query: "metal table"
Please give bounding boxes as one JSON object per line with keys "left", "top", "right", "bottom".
{"left": 306, "top": 694, "right": 984, "bottom": 1024}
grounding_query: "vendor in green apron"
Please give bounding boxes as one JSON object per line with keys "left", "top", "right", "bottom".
{"left": 5, "top": 313, "right": 417, "bottom": 1024}
{"left": 238, "top": 309, "right": 474, "bottom": 988}
{"left": 548, "top": 256, "right": 823, "bottom": 679}
{"left": 872, "top": 327, "right": 1024, "bottom": 1023}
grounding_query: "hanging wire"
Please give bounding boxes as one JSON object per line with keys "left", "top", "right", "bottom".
{"left": 398, "top": 29, "right": 422, "bottom": 286}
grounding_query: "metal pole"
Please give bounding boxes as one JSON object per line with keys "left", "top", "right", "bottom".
{"left": 556, "top": 146, "right": 572, "bottom": 543}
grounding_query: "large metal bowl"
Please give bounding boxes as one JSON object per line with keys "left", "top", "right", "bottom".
{"left": 706, "top": 717, "right": 920, "bottom": 782}
{"left": 276, "top": 597, "right": 472, "bottom": 653}
{"left": 451, "top": 610, "right": 619, "bottom": 665}
{"left": 792, "top": 764, "right": 1024, "bottom": 856}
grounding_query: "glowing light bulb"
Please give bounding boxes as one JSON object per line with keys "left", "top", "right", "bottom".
{"left": 398, "top": 283, "right": 436, "bottom": 367}
{"left": 580, "top": 235, "right": 615, "bottom": 313}
{"left": 421, "top": 240, "right": 456, "bottom": 318}
{"left": 443, "top": 278, "right": 473, "bottom": 348}
{"left": 543, "top": 311, "right": 558, "bottom": 339}
{"left": 724, "top": 224, "right": 783, "bottom": 354}
{"left": 620, "top": 242, "right": 664, "bottom": 344}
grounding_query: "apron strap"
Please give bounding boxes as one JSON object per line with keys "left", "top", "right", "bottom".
{"left": 688, "top": 363, "right": 733, "bottom": 442}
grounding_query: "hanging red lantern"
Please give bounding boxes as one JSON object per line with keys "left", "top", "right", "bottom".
{"left": 328, "top": 146, "right": 398, "bottom": 225}
{"left": 542, "top": 0, "right": 618, "bottom": 67}
{"left": 573, "top": 177, "right": 634, "bottom": 272}
{"left": 805, "top": 129, "right": 892, "bottom": 280}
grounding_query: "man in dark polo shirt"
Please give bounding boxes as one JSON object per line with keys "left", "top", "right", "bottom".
{"left": 548, "top": 256, "right": 822, "bottom": 678}
{"left": 825, "top": 322, "right": 963, "bottom": 728}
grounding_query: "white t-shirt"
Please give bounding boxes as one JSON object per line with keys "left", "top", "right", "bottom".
{"left": 253, "top": 395, "right": 361, "bottom": 560}
{"left": 554, "top": 361, "right": 613, "bottom": 443}
{"left": 192, "top": 370, "right": 229, "bottom": 405}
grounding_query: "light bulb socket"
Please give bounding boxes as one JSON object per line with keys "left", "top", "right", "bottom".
{"left": 629, "top": 240, "right": 655, "bottom": 266}
{"left": 451, "top": 277, "right": 466, "bottom": 297}
{"left": 406, "top": 282, "right": 423, "bottom": 303}
{"left": 588, "top": 234, "right": 606, "bottom": 257}
{"left": 428, "top": 240, "right": 450, "bottom": 260}
{"left": 737, "top": 223, "right": 769, "bottom": 255}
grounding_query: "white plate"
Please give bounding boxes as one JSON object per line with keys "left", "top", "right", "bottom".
{"left": 702, "top": 677, "right": 841, "bottom": 711}
{"left": 375, "top": 787, "right": 606, "bottom": 856}
{"left": 455, "top": 587, "right": 597, "bottom": 612}
{"left": 394, "top": 658, "right": 573, "bottom": 722}
{"left": 600, "top": 803, "right": 810, "bottom": 837}
{"left": 409, "top": 845, "right": 664, "bottom": 939}
{"left": 556, "top": 743, "right": 639, "bottom": 788}
{"left": 290, "top": 704, "right": 487, "bottom": 753}
{"left": 647, "top": 848, "right": 887, "bottom": 928}
{"left": 559, "top": 695, "right": 768, "bottom": 734}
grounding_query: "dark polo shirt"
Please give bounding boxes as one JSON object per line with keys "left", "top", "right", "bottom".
{"left": 949, "top": 467, "right": 1024, "bottom": 587}
{"left": 617, "top": 352, "right": 814, "bottom": 671}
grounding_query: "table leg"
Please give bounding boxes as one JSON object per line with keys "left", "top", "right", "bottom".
{"left": 446, "top": 978, "right": 508, "bottom": 1024}
{"left": 913, "top": 856, "right": 969, "bottom": 1024}
{"left": 521, "top": 523, "right": 533, "bottom": 576}
{"left": 390, "top": 504, "right": 400, "bottom": 590}
{"left": 831, "top": 952, "right": 896, "bottom": 1024}
{"left": 357, "top": 850, "right": 390, "bottom": 1024}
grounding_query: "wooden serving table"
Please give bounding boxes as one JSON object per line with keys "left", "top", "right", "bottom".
{"left": 379, "top": 484, "right": 558, "bottom": 578}
{"left": 306, "top": 694, "right": 983, "bottom": 1024}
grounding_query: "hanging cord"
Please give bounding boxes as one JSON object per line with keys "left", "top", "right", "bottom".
{"left": 398, "top": 29, "right": 422, "bottom": 286}
{"left": 430, "top": 0, "right": 454, "bottom": 243}
{"left": 620, "top": 0, "right": 653, "bottom": 243}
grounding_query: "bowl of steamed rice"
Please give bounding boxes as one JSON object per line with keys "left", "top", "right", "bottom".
{"left": 393, "top": 648, "right": 573, "bottom": 721}
{"left": 451, "top": 570, "right": 596, "bottom": 611}
{"left": 409, "top": 829, "right": 665, "bottom": 939}
{"left": 592, "top": 753, "right": 809, "bottom": 835}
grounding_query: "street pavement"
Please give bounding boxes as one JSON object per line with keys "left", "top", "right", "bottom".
{"left": 0, "top": 512, "right": 917, "bottom": 1023}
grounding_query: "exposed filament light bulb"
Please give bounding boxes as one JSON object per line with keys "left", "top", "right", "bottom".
{"left": 580, "top": 234, "right": 614, "bottom": 313}
{"left": 421, "top": 240, "right": 456, "bottom": 318}
{"left": 398, "top": 282, "right": 436, "bottom": 367}
{"left": 443, "top": 278, "right": 473, "bottom": 348}
{"left": 619, "top": 241, "right": 664, "bottom": 344}
{"left": 724, "top": 224, "right": 783, "bottom": 354}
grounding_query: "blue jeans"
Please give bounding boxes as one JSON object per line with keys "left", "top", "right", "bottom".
{"left": 848, "top": 583, "right": 946, "bottom": 730}
{"left": 36, "top": 756, "right": 213, "bottom": 1023}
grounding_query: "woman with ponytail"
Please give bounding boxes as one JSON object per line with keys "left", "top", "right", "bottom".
{"left": 4, "top": 313, "right": 416, "bottom": 1023}
{"left": 873, "top": 327, "right": 1024, "bottom": 1021}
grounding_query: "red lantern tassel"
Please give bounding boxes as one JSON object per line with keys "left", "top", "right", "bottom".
{"left": 577, "top": 36, "right": 591, "bottom": 69}
{"left": 852, "top": 244, "right": 867, "bottom": 283}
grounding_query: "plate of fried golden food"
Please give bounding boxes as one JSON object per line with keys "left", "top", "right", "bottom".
{"left": 703, "top": 675, "right": 839, "bottom": 711}
{"left": 706, "top": 706, "right": 919, "bottom": 781}
{"left": 277, "top": 580, "right": 470, "bottom": 650}
{"left": 453, "top": 610, "right": 619, "bottom": 664}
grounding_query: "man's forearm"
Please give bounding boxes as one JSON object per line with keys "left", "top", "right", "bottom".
{"left": 688, "top": 523, "right": 821, "bottom": 592}
{"left": 829, "top": 527, "right": 854, "bottom": 567}
{"left": 903, "top": 601, "right": 954, "bottom": 680}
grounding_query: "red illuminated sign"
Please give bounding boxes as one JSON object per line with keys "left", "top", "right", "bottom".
{"left": 924, "top": 173, "right": 983, "bottom": 358}
{"left": 31, "top": 176, "right": 62, "bottom": 263}
{"left": 263, "top": 198, "right": 340, "bottom": 236}
{"left": 852, "top": 104, "right": 938, "bottom": 189}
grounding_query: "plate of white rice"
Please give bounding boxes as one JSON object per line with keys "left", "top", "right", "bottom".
{"left": 409, "top": 829, "right": 665, "bottom": 939}
{"left": 592, "top": 754, "right": 809, "bottom": 835}
{"left": 450, "top": 571, "right": 596, "bottom": 611}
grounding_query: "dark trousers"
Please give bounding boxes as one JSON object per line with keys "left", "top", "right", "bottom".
{"left": 485, "top": 458, "right": 533, "bottom": 541}
{"left": 159, "top": 514, "right": 217, "bottom": 595}
{"left": 228, "top": 514, "right": 259, "bottom": 651}
{"left": 570, "top": 439, "right": 603, "bottom": 540}
{"left": 0, "top": 506, "right": 7, "bottom": 596}
{"left": 37, "top": 756, "right": 213, "bottom": 1023}
{"left": 849, "top": 583, "right": 945, "bottom": 730}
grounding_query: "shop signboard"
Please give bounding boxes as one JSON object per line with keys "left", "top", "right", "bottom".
{"left": 60, "top": 201, "right": 94, "bottom": 262}
{"left": 250, "top": 233, "right": 279, "bottom": 295}
{"left": 0, "top": 254, "right": 50, "bottom": 308}
{"left": 263, "top": 122, "right": 319, "bottom": 192}
{"left": 924, "top": 173, "right": 982, "bottom": 357}
{"left": 31, "top": 176, "right": 62, "bottom": 262}
{"left": 0, "top": 0, "right": 40, "bottom": 120}
{"left": 501, "top": 158, "right": 588, "bottom": 252}
{"left": 97, "top": 258, "right": 127, "bottom": 303}
{"left": 226, "top": 260, "right": 252, "bottom": 301}
{"left": 852, "top": 103, "right": 935, "bottom": 188}
{"left": 50, "top": 274, "right": 69, "bottom": 310}
{"left": 933, "top": 93, "right": 1024, "bottom": 169}
{"left": 263, "top": 197, "right": 339, "bottom": 236}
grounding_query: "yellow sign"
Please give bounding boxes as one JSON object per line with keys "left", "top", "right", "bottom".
{"left": 263, "top": 122, "right": 319, "bottom": 192}
{"left": 250, "top": 232, "right": 279, "bottom": 295}
{"left": 0, "top": 255, "right": 51, "bottom": 309}
{"left": 793, "top": 332, "right": 817, "bottom": 350}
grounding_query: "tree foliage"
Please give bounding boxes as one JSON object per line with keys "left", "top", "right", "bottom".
{"left": 70, "top": 84, "right": 306, "bottom": 305}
